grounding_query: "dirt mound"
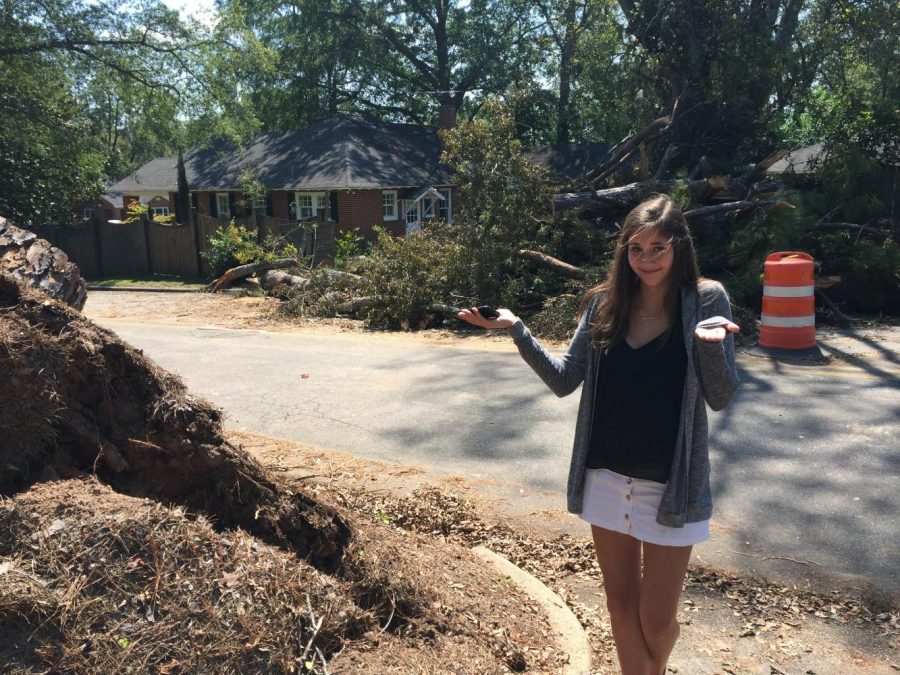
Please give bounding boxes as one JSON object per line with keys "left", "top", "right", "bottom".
{"left": 0, "top": 275, "right": 568, "bottom": 672}
{"left": 0, "top": 479, "right": 368, "bottom": 673}
{"left": 0, "top": 479, "right": 564, "bottom": 674}
{"left": 0, "top": 274, "right": 348, "bottom": 571}
{"left": 0, "top": 219, "right": 87, "bottom": 310}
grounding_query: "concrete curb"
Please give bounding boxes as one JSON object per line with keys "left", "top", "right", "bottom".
{"left": 472, "top": 545, "right": 591, "bottom": 675}
{"left": 86, "top": 285, "right": 204, "bottom": 293}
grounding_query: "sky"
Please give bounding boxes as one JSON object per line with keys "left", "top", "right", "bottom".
{"left": 161, "top": 0, "right": 217, "bottom": 23}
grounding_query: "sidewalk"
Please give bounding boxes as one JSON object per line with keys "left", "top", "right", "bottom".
{"left": 237, "top": 430, "right": 900, "bottom": 675}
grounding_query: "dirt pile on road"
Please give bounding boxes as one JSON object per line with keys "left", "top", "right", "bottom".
{"left": 0, "top": 274, "right": 348, "bottom": 570}
{"left": 0, "top": 275, "right": 566, "bottom": 672}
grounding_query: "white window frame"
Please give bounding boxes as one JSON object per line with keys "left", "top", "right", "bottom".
{"left": 252, "top": 196, "right": 267, "bottom": 213}
{"left": 382, "top": 190, "right": 398, "bottom": 221}
{"left": 421, "top": 196, "right": 438, "bottom": 221}
{"left": 404, "top": 200, "right": 420, "bottom": 225}
{"left": 82, "top": 208, "right": 95, "bottom": 220}
{"left": 296, "top": 192, "right": 325, "bottom": 220}
{"left": 216, "top": 192, "right": 230, "bottom": 218}
{"left": 438, "top": 189, "right": 451, "bottom": 224}
{"left": 150, "top": 206, "right": 170, "bottom": 216}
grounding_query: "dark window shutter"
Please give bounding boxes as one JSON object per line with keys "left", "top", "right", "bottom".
{"left": 229, "top": 193, "right": 236, "bottom": 217}
{"left": 330, "top": 192, "right": 338, "bottom": 223}
{"left": 266, "top": 192, "right": 273, "bottom": 217}
{"left": 210, "top": 193, "right": 218, "bottom": 218}
{"left": 288, "top": 191, "right": 296, "bottom": 221}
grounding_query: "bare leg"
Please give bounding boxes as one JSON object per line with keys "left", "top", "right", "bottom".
{"left": 639, "top": 542, "right": 692, "bottom": 675}
{"left": 591, "top": 525, "right": 649, "bottom": 675}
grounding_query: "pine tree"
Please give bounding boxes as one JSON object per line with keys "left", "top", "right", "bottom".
{"left": 176, "top": 149, "right": 191, "bottom": 224}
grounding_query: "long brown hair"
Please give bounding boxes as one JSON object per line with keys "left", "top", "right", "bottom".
{"left": 579, "top": 194, "right": 700, "bottom": 348}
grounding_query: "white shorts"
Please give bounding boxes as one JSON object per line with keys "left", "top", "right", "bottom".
{"left": 579, "top": 468, "right": 710, "bottom": 547}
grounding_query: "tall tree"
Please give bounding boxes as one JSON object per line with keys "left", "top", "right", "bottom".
{"left": 353, "top": 0, "right": 535, "bottom": 122}
{"left": 0, "top": 0, "right": 267, "bottom": 224}
{"left": 782, "top": 0, "right": 898, "bottom": 156}
{"left": 532, "top": 0, "right": 605, "bottom": 143}
{"left": 614, "top": 0, "right": 807, "bottom": 166}
{"left": 0, "top": 55, "right": 104, "bottom": 226}
{"left": 176, "top": 149, "right": 191, "bottom": 224}
{"left": 225, "top": 0, "right": 372, "bottom": 130}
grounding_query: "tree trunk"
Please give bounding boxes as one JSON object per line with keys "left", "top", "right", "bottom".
{"left": 0, "top": 218, "right": 87, "bottom": 310}
{"left": 207, "top": 258, "right": 298, "bottom": 292}
{"left": 517, "top": 249, "right": 585, "bottom": 279}
{"left": 260, "top": 269, "right": 310, "bottom": 290}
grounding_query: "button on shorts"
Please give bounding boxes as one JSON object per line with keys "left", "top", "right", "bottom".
{"left": 579, "top": 468, "right": 709, "bottom": 547}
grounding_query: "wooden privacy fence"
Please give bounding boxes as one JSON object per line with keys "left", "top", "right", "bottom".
{"left": 34, "top": 213, "right": 336, "bottom": 280}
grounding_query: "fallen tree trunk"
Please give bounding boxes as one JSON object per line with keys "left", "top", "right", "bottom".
{"left": 517, "top": 249, "right": 586, "bottom": 279}
{"left": 553, "top": 178, "right": 711, "bottom": 214}
{"left": 683, "top": 200, "right": 781, "bottom": 220}
{"left": 0, "top": 218, "right": 87, "bottom": 310}
{"left": 585, "top": 115, "right": 672, "bottom": 186}
{"left": 261, "top": 268, "right": 363, "bottom": 293}
{"left": 337, "top": 296, "right": 373, "bottom": 313}
{"left": 208, "top": 258, "right": 298, "bottom": 293}
{"left": 260, "top": 269, "right": 310, "bottom": 290}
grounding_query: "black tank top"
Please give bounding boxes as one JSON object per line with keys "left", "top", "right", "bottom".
{"left": 586, "top": 306, "right": 687, "bottom": 483}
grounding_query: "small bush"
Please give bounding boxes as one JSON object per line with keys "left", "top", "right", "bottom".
{"left": 527, "top": 294, "right": 583, "bottom": 341}
{"left": 123, "top": 201, "right": 148, "bottom": 224}
{"left": 334, "top": 228, "right": 370, "bottom": 269}
{"left": 362, "top": 226, "right": 470, "bottom": 330}
{"left": 201, "top": 222, "right": 298, "bottom": 279}
{"left": 846, "top": 239, "right": 900, "bottom": 313}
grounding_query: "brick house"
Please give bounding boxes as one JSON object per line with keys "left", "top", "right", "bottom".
{"left": 75, "top": 190, "right": 126, "bottom": 223}
{"left": 108, "top": 115, "right": 455, "bottom": 240}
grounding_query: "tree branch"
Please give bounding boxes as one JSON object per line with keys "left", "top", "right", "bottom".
{"left": 585, "top": 115, "right": 672, "bottom": 184}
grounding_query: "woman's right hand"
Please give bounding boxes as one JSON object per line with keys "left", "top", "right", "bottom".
{"left": 457, "top": 307, "right": 519, "bottom": 330}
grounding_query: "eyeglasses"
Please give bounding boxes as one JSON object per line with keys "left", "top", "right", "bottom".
{"left": 626, "top": 242, "right": 672, "bottom": 261}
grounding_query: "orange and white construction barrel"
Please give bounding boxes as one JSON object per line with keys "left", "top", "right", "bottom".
{"left": 759, "top": 252, "right": 816, "bottom": 350}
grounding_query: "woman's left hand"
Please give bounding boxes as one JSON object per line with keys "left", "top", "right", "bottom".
{"left": 694, "top": 320, "right": 741, "bottom": 342}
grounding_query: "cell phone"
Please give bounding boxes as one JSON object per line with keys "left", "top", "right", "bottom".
{"left": 475, "top": 305, "right": 500, "bottom": 319}
{"left": 696, "top": 316, "right": 733, "bottom": 329}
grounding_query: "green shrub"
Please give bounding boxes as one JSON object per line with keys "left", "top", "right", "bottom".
{"left": 201, "top": 221, "right": 260, "bottom": 277}
{"left": 124, "top": 201, "right": 148, "bottom": 224}
{"left": 527, "top": 294, "right": 583, "bottom": 342}
{"left": 334, "top": 228, "right": 369, "bottom": 269}
{"left": 362, "top": 226, "right": 469, "bottom": 330}
{"left": 847, "top": 240, "right": 900, "bottom": 313}
{"left": 201, "top": 222, "right": 298, "bottom": 279}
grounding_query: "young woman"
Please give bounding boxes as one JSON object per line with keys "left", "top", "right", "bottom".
{"left": 458, "top": 194, "right": 739, "bottom": 675}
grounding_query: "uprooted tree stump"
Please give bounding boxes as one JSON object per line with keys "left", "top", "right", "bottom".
{"left": 0, "top": 274, "right": 350, "bottom": 572}
{"left": 0, "top": 218, "right": 87, "bottom": 310}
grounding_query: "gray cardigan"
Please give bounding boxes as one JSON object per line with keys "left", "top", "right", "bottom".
{"left": 507, "top": 280, "right": 739, "bottom": 527}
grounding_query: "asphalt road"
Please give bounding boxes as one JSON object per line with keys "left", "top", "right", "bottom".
{"left": 91, "top": 318, "right": 900, "bottom": 595}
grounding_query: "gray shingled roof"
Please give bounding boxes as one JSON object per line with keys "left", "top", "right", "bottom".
{"left": 110, "top": 115, "right": 452, "bottom": 193}
{"left": 767, "top": 143, "right": 898, "bottom": 173}
{"left": 525, "top": 142, "right": 611, "bottom": 181}
{"left": 766, "top": 143, "right": 827, "bottom": 174}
